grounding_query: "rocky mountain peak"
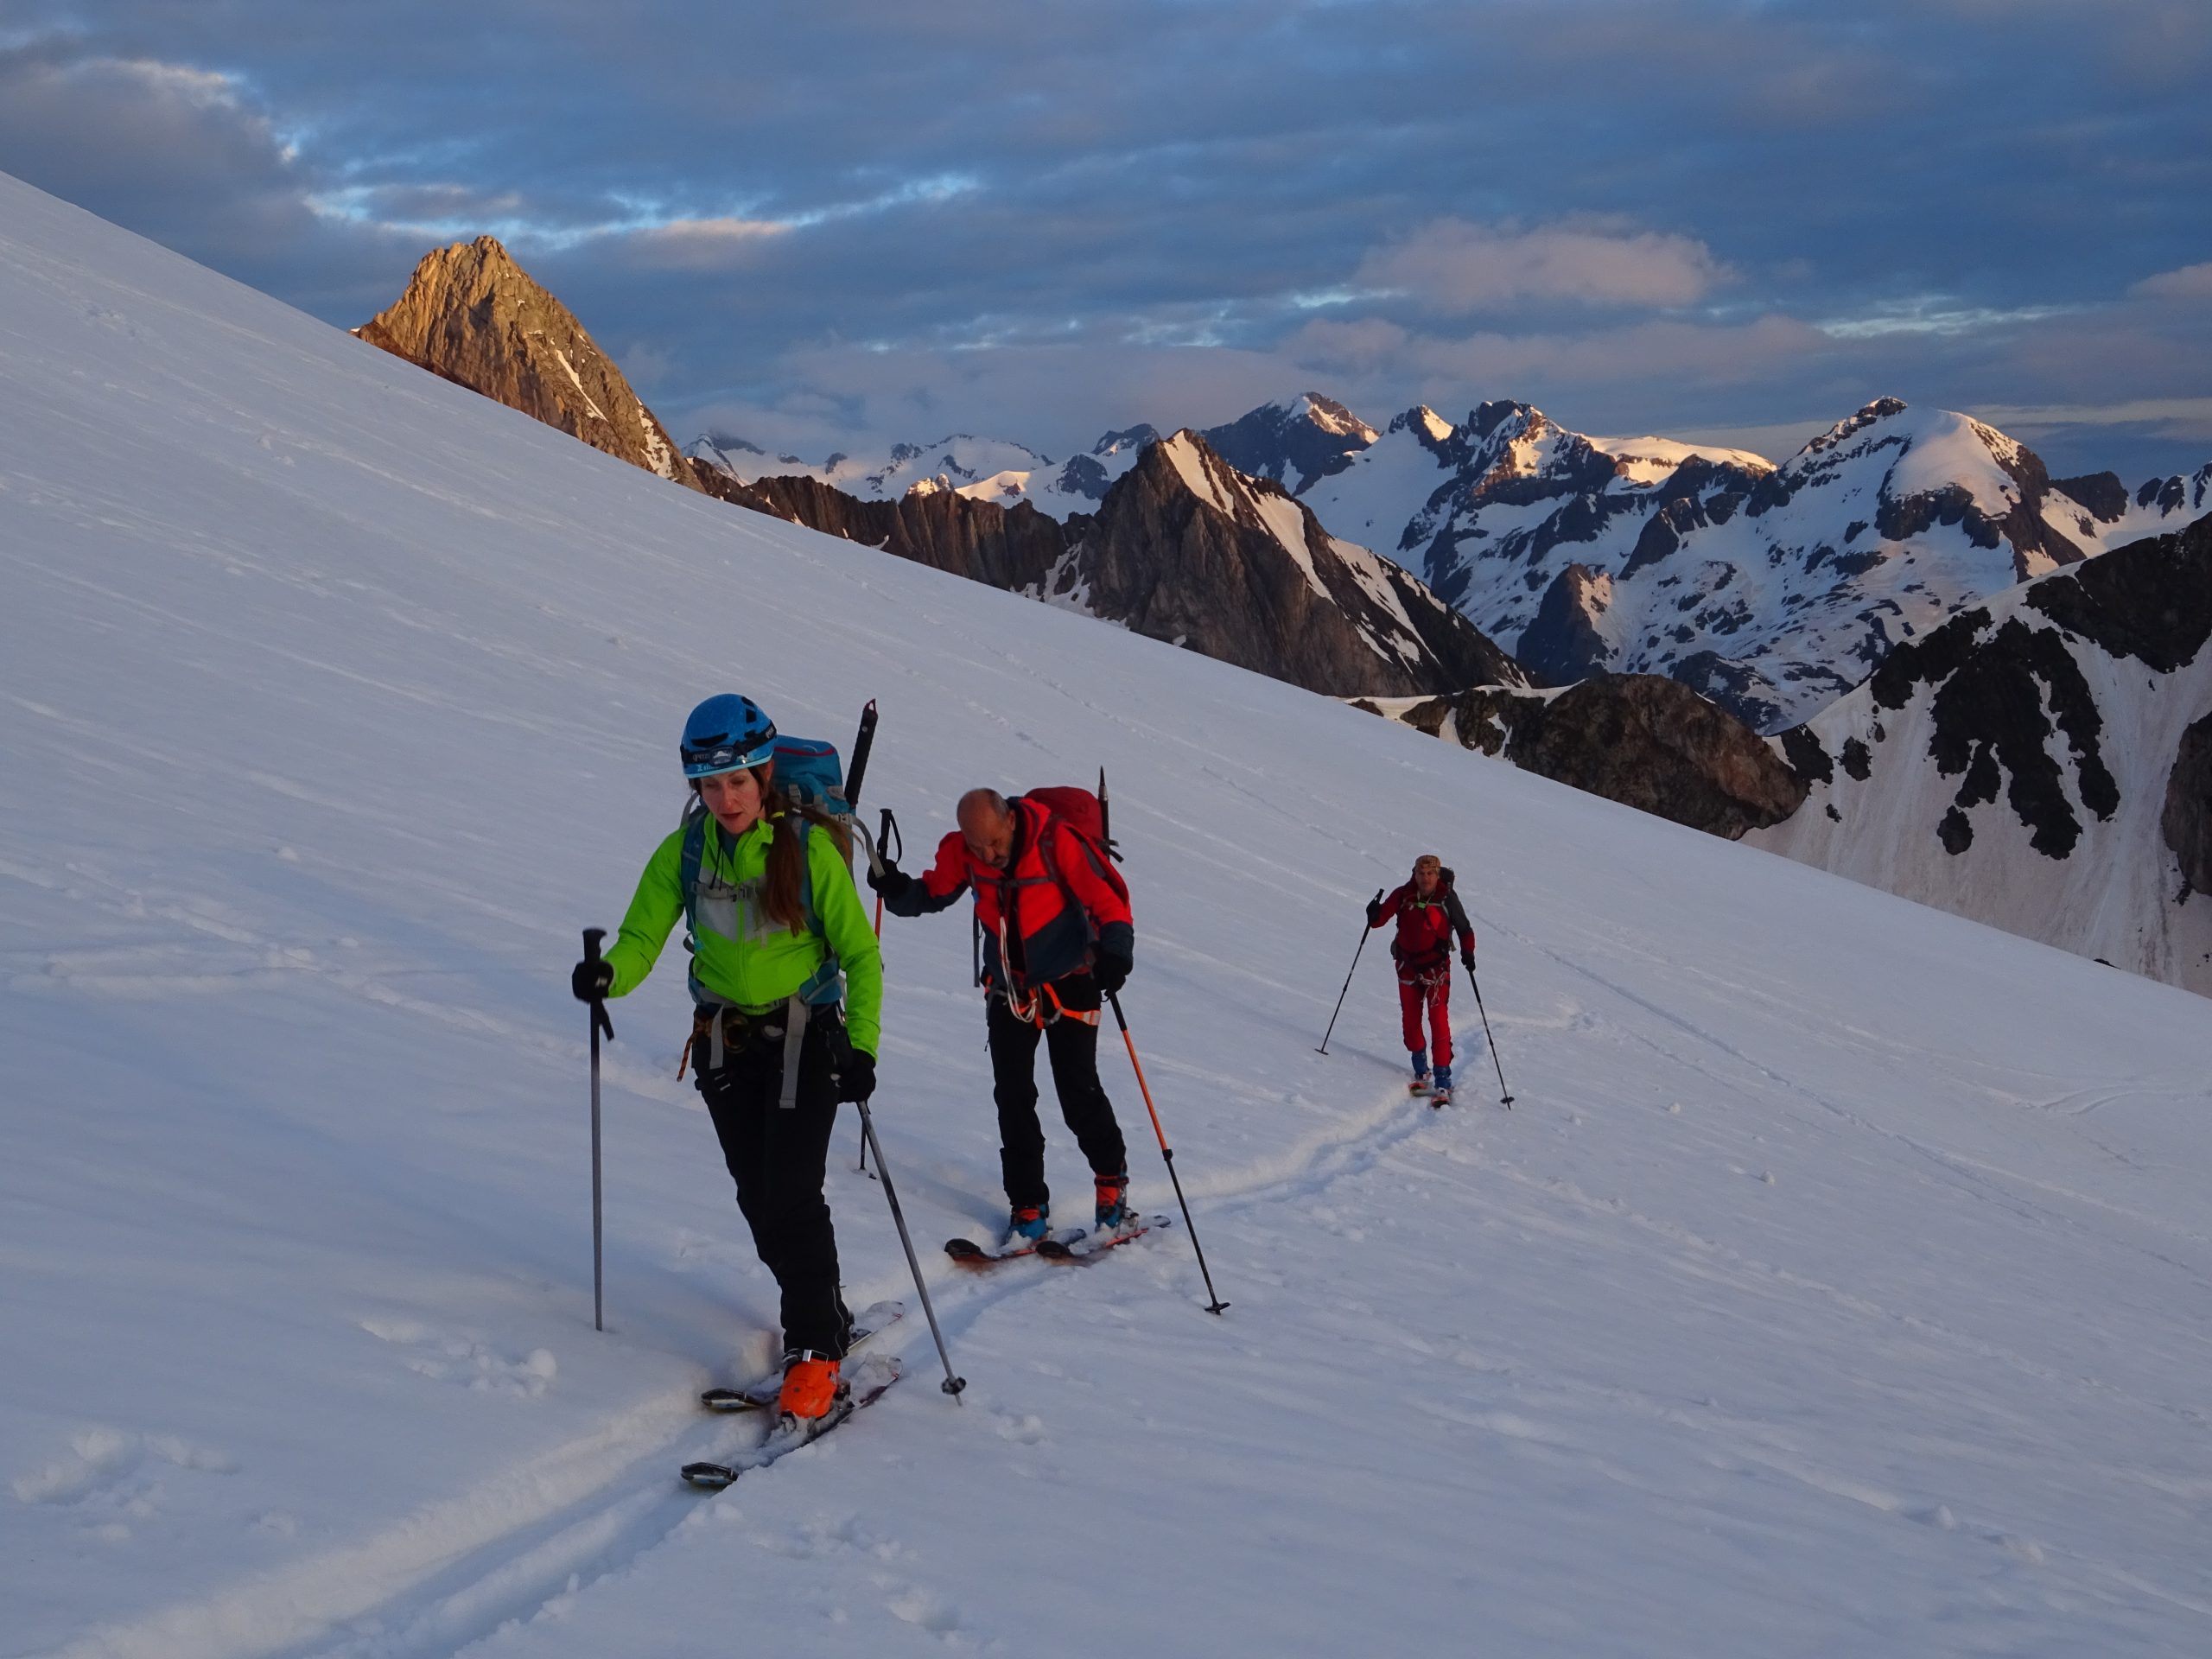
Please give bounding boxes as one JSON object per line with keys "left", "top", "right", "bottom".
{"left": 1065, "top": 429, "right": 1525, "bottom": 697}
{"left": 358, "top": 237, "right": 700, "bottom": 492}
{"left": 1199, "top": 394, "right": 1379, "bottom": 491}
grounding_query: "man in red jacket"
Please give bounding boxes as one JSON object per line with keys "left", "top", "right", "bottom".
{"left": 871, "top": 787, "right": 1135, "bottom": 1245}
{"left": 1368, "top": 854, "right": 1475, "bottom": 1103}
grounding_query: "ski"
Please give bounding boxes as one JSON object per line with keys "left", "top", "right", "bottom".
{"left": 1035, "top": 1214, "right": 1173, "bottom": 1262}
{"left": 944, "top": 1227, "right": 1085, "bottom": 1267}
{"left": 682, "top": 1355, "right": 901, "bottom": 1490}
{"left": 699, "top": 1300, "right": 903, "bottom": 1413}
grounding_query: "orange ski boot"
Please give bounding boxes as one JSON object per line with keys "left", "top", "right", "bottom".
{"left": 777, "top": 1352, "right": 843, "bottom": 1422}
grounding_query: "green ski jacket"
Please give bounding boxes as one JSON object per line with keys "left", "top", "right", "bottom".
{"left": 602, "top": 814, "right": 883, "bottom": 1057}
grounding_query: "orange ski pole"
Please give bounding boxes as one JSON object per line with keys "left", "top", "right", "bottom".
{"left": 1107, "top": 991, "right": 1228, "bottom": 1314}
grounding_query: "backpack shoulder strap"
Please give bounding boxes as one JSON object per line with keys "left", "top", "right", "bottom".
{"left": 679, "top": 799, "right": 708, "bottom": 938}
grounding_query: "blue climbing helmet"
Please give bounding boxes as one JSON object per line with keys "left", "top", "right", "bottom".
{"left": 680, "top": 694, "right": 777, "bottom": 779}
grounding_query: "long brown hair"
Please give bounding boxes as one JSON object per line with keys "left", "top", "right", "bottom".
{"left": 753, "top": 766, "right": 852, "bottom": 937}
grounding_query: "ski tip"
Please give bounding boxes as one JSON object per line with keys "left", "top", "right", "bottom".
{"left": 680, "top": 1460, "right": 738, "bottom": 1491}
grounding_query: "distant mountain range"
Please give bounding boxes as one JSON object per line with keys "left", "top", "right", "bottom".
{"left": 714, "top": 395, "right": 2209, "bottom": 734}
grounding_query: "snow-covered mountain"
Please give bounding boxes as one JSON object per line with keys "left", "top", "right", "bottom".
{"left": 1194, "top": 392, "right": 1378, "bottom": 493}
{"left": 1303, "top": 396, "right": 2212, "bottom": 733}
{"left": 2046, "top": 461, "right": 2212, "bottom": 555}
{"left": 1755, "top": 515, "right": 2212, "bottom": 996}
{"left": 690, "top": 427, "right": 1155, "bottom": 518}
{"left": 11, "top": 169, "right": 2212, "bottom": 1659}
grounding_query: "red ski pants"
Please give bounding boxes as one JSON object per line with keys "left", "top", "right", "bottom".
{"left": 1398, "top": 974, "right": 1451, "bottom": 1069}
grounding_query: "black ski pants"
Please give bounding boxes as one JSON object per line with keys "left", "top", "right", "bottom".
{"left": 987, "top": 975, "right": 1128, "bottom": 1211}
{"left": 694, "top": 1009, "right": 854, "bottom": 1358}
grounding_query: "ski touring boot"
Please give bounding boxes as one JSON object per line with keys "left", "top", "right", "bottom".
{"left": 1094, "top": 1166, "right": 1136, "bottom": 1234}
{"left": 1408, "top": 1049, "right": 1432, "bottom": 1097}
{"left": 777, "top": 1351, "right": 844, "bottom": 1423}
{"left": 1004, "top": 1203, "right": 1052, "bottom": 1249}
{"left": 1428, "top": 1063, "right": 1454, "bottom": 1108}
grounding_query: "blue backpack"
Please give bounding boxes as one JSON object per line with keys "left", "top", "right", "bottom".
{"left": 678, "top": 734, "right": 855, "bottom": 1008}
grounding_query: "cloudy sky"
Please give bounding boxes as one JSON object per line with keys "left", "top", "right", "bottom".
{"left": 3, "top": 0, "right": 2209, "bottom": 476}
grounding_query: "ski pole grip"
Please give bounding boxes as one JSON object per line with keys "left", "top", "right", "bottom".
{"left": 581, "top": 929, "right": 613, "bottom": 1039}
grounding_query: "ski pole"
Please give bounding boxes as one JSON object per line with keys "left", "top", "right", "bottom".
{"left": 855, "top": 1103, "right": 966, "bottom": 1401}
{"left": 1463, "top": 957, "right": 1514, "bottom": 1109}
{"left": 582, "top": 927, "right": 615, "bottom": 1331}
{"left": 1317, "top": 892, "right": 1383, "bottom": 1055}
{"left": 1106, "top": 992, "right": 1229, "bottom": 1314}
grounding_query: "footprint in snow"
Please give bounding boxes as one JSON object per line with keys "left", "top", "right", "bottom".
{"left": 358, "top": 1318, "right": 558, "bottom": 1396}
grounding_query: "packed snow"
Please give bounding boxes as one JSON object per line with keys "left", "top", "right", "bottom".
{"left": 7, "top": 170, "right": 2212, "bottom": 1659}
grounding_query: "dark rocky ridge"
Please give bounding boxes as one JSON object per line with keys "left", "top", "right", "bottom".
{"left": 704, "top": 470, "right": 1065, "bottom": 593}
{"left": 1384, "top": 676, "right": 1806, "bottom": 840}
{"left": 2164, "top": 712, "right": 2212, "bottom": 899}
{"left": 1065, "top": 435, "right": 1522, "bottom": 697}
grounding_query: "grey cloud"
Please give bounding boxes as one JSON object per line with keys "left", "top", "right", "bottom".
{"left": 0, "top": 2, "right": 2205, "bottom": 480}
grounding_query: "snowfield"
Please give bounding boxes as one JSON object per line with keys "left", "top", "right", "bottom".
{"left": 5, "top": 170, "right": 2212, "bottom": 1659}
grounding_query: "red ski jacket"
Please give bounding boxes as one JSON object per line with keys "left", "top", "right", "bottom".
{"left": 886, "top": 796, "right": 1134, "bottom": 993}
{"left": 1372, "top": 870, "right": 1474, "bottom": 982}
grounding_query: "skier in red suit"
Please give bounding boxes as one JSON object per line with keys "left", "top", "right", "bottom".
{"left": 1367, "top": 854, "right": 1475, "bottom": 1103}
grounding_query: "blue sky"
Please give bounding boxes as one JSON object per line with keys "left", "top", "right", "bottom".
{"left": 3, "top": 1, "right": 2208, "bottom": 476}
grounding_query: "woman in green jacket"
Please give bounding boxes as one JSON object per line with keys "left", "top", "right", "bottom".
{"left": 571, "top": 694, "right": 882, "bottom": 1421}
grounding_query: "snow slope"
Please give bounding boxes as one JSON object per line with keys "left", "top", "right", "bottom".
{"left": 6, "top": 169, "right": 2212, "bottom": 1659}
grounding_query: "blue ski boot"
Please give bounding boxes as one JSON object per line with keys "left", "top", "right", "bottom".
{"left": 1408, "top": 1048, "right": 1432, "bottom": 1096}
{"left": 1094, "top": 1167, "right": 1135, "bottom": 1232}
{"left": 1003, "top": 1204, "right": 1051, "bottom": 1249}
{"left": 1429, "top": 1063, "right": 1454, "bottom": 1106}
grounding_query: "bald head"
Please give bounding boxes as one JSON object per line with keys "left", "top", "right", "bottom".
{"left": 957, "top": 788, "right": 1017, "bottom": 869}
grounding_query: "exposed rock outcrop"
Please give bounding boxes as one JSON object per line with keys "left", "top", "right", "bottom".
{"left": 715, "top": 472, "right": 1065, "bottom": 592}
{"left": 1518, "top": 563, "right": 1611, "bottom": 684}
{"left": 358, "top": 237, "right": 701, "bottom": 492}
{"left": 2164, "top": 711, "right": 2212, "bottom": 899}
{"left": 1066, "top": 433, "right": 1522, "bottom": 697}
{"left": 1389, "top": 675, "right": 1806, "bottom": 839}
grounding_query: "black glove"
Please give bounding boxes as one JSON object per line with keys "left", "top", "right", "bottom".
{"left": 836, "top": 1047, "right": 877, "bottom": 1103}
{"left": 571, "top": 957, "right": 613, "bottom": 1003}
{"left": 1365, "top": 892, "right": 1387, "bottom": 927}
{"left": 1460, "top": 946, "right": 1476, "bottom": 973}
{"left": 866, "top": 861, "right": 912, "bottom": 901}
{"left": 1093, "top": 948, "right": 1132, "bottom": 996}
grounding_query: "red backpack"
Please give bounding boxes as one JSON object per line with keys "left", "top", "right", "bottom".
{"left": 1020, "top": 785, "right": 1130, "bottom": 905}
